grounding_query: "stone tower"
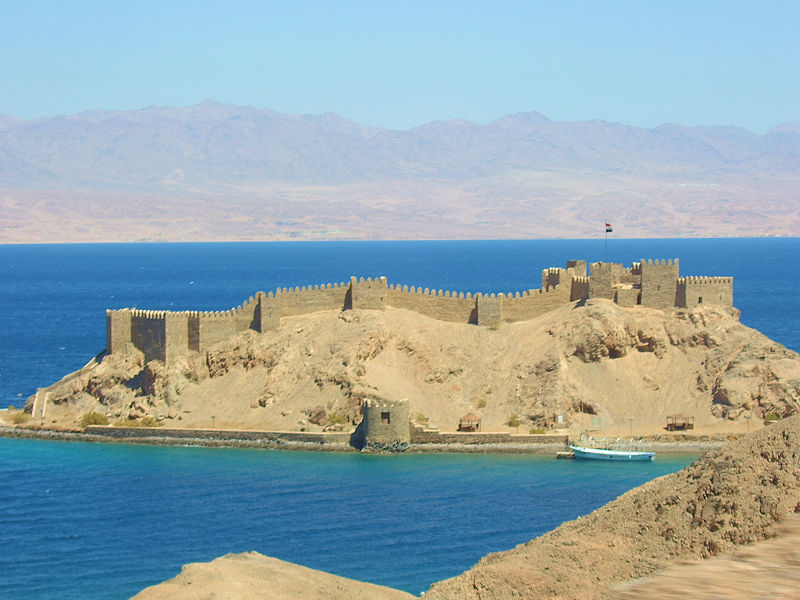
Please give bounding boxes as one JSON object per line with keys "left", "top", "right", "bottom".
{"left": 640, "top": 259, "right": 679, "bottom": 309}
{"left": 361, "top": 398, "right": 410, "bottom": 451}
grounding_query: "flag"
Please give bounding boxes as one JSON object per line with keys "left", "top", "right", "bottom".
{"left": 605, "top": 222, "right": 613, "bottom": 233}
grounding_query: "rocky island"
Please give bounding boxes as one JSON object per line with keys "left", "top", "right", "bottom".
{"left": 4, "top": 258, "right": 799, "bottom": 448}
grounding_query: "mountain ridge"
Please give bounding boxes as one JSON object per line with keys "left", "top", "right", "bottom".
{"left": 1, "top": 102, "right": 797, "bottom": 242}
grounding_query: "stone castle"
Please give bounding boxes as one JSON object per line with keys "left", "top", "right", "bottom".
{"left": 106, "top": 259, "right": 733, "bottom": 366}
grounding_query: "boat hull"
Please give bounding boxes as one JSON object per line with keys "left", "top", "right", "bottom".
{"left": 570, "top": 445, "right": 655, "bottom": 461}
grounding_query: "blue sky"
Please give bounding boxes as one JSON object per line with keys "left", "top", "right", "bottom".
{"left": 1, "top": 1, "right": 797, "bottom": 132}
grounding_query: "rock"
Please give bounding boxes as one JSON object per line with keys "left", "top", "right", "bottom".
{"left": 307, "top": 405, "right": 326, "bottom": 425}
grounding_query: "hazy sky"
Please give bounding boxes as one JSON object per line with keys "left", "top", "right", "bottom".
{"left": 1, "top": 1, "right": 797, "bottom": 132}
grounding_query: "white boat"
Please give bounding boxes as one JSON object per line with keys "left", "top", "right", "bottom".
{"left": 569, "top": 444, "right": 655, "bottom": 461}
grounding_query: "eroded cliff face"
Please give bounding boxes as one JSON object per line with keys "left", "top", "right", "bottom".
{"left": 16, "top": 299, "right": 800, "bottom": 433}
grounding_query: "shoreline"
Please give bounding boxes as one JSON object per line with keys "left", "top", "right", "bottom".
{"left": 0, "top": 424, "right": 726, "bottom": 454}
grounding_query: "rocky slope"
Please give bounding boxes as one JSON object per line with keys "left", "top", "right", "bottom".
{"left": 424, "top": 414, "right": 800, "bottom": 599}
{"left": 12, "top": 299, "right": 800, "bottom": 436}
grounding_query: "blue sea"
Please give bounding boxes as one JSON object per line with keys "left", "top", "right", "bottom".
{"left": 1, "top": 239, "right": 798, "bottom": 598}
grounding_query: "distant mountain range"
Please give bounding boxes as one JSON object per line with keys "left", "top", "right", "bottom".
{"left": 1, "top": 101, "right": 797, "bottom": 242}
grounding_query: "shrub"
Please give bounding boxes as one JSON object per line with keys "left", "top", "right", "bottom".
{"left": 326, "top": 413, "right": 348, "bottom": 426}
{"left": 414, "top": 413, "right": 429, "bottom": 424}
{"left": 80, "top": 412, "right": 109, "bottom": 427}
{"left": 475, "top": 397, "right": 487, "bottom": 409}
{"left": 764, "top": 411, "right": 780, "bottom": 422}
{"left": 12, "top": 412, "right": 30, "bottom": 425}
{"left": 114, "top": 416, "right": 160, "bottom": 428}
{"left": 529, "top": 427, "right": 546, "bottom": 434}
{"left": 507, "top": 413, "right": 522, "bottom": 432}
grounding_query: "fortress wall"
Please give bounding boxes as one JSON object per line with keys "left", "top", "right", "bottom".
{"left": 164, "top": 313, "right": 189, "bottom": 365}
{"left": 544, "top": 261, "right": 587, "bottom": 293}
{"left": 254, "top": 291, "right": 279, "bottom": 332}
{"left": 640, "top": 259, "right": 679, "bottom": 309}
{"left": 387, "top": 285, "right": 477, "bottom": 323}
{"left": 410, "top": 428, "right": 568, "bottom": 445}
{"left": 502, "top": 285, "right": 572, "bottom": 321}
{"left": 589, "top": 262, "right": 622, "bottom": 299}
{"left": 615, "top": 287, "right": 640, "bottom": 307}
{"left": 188, "top": 314, "right": 200, "bottom": 352}
{"left": 350, "top": 276, "right": 387, "bottom": 310}
{"left": 193, "top": 313, "right": 238, "bottom": 351}
{"left": 130, "top": 311, "right": 167, "bottom": 363}
{"left": 566, "top": 259, "right": 587, "bottom": 277}
{"left": 85, "top": 426, "right": 353, "bottom": 445}
{"left": 678, "top": 276, "right": 734, "bottom": 308}
{"left": 103, "top": 259, "right": 733, "bottom": 366}
{"left": 106, "top": 309, "right": 131, "bottom": 354}
{"left": 571, "top": 276, "right": 590, "bottom": 301}
{"left": 270, "top": 282, "right": 348, "bottom": 317}
{"left": 188, "top": 295, "right": 261, "bottom": 351}
{"left": 477, "top": 294, "right": 503, "bottom": 326}
{"left": 542, "top": 267, "right": 565, "bottom": 289}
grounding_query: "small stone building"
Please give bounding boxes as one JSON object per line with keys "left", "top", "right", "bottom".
{"left": 361, "top": 398, "right": 410, "bottom": 451}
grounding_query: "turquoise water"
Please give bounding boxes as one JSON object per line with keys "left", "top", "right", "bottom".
{"left": 0, "top": 437, "right": 696, "bottom": 598}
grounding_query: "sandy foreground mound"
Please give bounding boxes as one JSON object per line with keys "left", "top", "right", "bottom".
{"left": 134, "top": 416, "right": 800, "bottom": 599}
{"left": 13, "top": 300, "right": 800, "bottom": 435}
{"left": 616, "top": 514, "right": 800, "bottom": 599}
{"left": 131, "top": 552, "right": 414, "bottom": 600}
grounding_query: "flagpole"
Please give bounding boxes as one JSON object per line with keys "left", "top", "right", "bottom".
{"left": 605, "top": 219, "right": 608, "bottom": 260}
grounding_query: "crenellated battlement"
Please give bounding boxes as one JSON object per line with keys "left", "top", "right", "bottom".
{"left": 642, "top": 258, "right": 679, "bottom": 266}
{"left": 679, "top": 276, "right": 734, "bottom": 284}
{"left": 106, "top": 258, "right": 733, "bottom": 364}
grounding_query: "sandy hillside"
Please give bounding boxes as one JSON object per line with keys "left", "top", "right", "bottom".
{"left": 10, "top": 299, "right": 800, "bottom": 435}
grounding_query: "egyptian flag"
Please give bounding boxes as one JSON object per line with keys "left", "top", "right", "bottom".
{"left": 605, "top": 222, "right": 613, "bottom": 233}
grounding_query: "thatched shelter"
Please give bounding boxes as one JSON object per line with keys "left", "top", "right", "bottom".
{"left": 458, "top": 413, "right": 481, "bottom": 432}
